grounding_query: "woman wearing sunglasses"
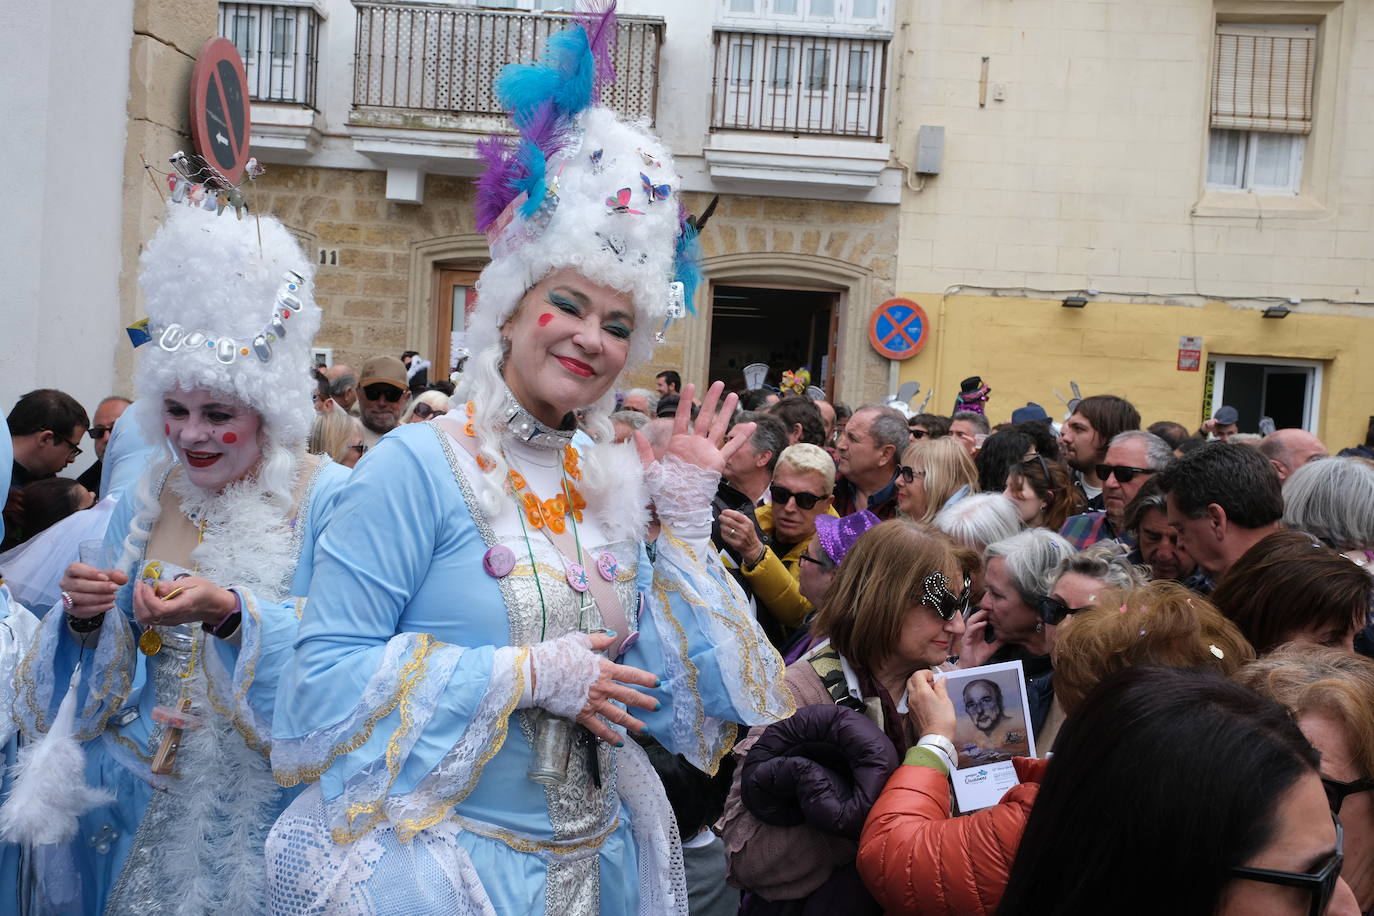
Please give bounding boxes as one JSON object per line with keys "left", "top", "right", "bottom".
{"left": 719, "top": 443, "right": 838, "bottom": 635}
{"left": 400, "top": 389, "right": 451, "bottom": 425}
{"left": 998, "top": 666, "right": 1359, "bottom": 916}
{"left": 1240, "top": 645, "right": 1374, "bottom": 913}
{"left": 860, "top": 583, "right": 1254, "bottom": 916}
{"left": 723, "top": 520, "right": 971, "bottom": 913}
{"left": 895, "top": 436, "right": 978, "bottom": 524}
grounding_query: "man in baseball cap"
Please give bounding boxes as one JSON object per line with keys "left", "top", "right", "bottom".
{"left": 356, "top": 355, "right": 411, "bottom": 446}
{"left": 1208, "top": 405, "right": 1239, "bottom": 443}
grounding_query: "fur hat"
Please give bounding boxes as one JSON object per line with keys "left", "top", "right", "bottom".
{"left": 136, "top": 202, "right": 320, "bottom": 447}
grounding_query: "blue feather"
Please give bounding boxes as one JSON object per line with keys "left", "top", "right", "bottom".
{"left": 547, "top": 27, "right": 595, "bottom": 117}
{"left": 673, "top": 224, "right": 703, "bottom": 316}
{"left": 514, "top": 143, "right": 548, "bottom": 218}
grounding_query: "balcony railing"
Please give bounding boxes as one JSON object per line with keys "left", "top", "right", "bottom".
{"left": 353, "top": 3, "right": 662, "bottom": 124}
{"left": 218, "top": 2, "right": 321, "bottom": 109}
{"left": 711, "top": 29, "right": 888, "bottom": 140}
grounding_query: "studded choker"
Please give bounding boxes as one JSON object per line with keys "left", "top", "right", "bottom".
{"left": 498, "top": 386, "right": 577, "bottom": 451}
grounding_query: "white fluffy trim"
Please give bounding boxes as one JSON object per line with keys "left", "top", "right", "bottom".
{"left": 0, "top": 673, "right": 115, "bottom": 845}
{"left": 579, "top": 440, "right": 651, "bottom": 543}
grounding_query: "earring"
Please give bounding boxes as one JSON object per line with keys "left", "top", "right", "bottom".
{"left": 1035, "top": 620, "right": 1044, "bottom": 634}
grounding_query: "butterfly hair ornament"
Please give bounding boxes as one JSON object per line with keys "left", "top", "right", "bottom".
{"left": 470, "top": 1, "right": 712, "bottom": 365}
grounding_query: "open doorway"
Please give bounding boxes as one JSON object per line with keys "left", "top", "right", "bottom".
{"left": 708, "top": 284, "right": 838, "bottom": 395}
{"left": 1206, "top": 356, "right": 1322, "bottom": 433}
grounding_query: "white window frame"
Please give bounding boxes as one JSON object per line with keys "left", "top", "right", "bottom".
{"left": 1206, "top": 355, "right": 1323, "bottom": 434}
{"left": 1206, "top": 128, "right": 1305, "bottom": 194}
{"left": 718, "top": 0, "right": 892, "bottom": 29}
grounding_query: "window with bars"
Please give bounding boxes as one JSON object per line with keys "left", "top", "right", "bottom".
{"left": 719, "top": 0, "right": 889, "bottom": 26}
{"left": 1206, "top": 23, "right": 1316, "bottom": 194}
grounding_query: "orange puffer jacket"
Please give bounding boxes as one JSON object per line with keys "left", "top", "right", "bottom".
{"left": 856, "top": 756, "right": 1047, "bottom": 916}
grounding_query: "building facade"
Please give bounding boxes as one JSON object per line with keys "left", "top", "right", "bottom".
{"left": 891, "top": 0, "right": 1374, "bottom": 447}
{"left": 233, "top": 0, "right": 905, "bottom": 405}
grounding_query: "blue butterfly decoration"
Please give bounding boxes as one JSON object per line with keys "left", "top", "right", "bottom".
{"left": 640, "top": 172, "right": 671, "bottom": 204}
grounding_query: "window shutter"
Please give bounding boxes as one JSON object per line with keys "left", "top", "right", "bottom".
{"left": 1211, "top": 24, "right": 1316, "bottom": 134}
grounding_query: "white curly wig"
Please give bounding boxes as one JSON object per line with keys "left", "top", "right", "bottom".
{"left": 135, "top": 202, "right": 320, "bottom": 449}
{"left": 469, "top": 107, "right": 681, "bottom": 371}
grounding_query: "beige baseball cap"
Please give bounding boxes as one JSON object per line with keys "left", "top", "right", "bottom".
{"left": 359, "top": 355, "right": 408, "bottom": 390}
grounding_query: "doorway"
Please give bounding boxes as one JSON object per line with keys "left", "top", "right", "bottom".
{"left": 1206, "top": 356, "right": 1322, "bottom": 433}
{"left": 432, "top": 266, "right": 481, "bottom": 377}
{"left": 708, "top": 284, "right": 839, "bottom": 396}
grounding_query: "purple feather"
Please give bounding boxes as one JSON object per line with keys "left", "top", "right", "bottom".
{"left": 474, "top": 135, "right": 519, "bottom": 231}
{"left": 518, "top": 99, "right": 568, "bottom": 162}
{"left": 575, "top": 0, "right": 619, "bottom": 102}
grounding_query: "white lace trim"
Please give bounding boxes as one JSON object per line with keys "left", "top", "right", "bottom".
{"left": 643, "top": 455, "right": 718, "bottom": 540}
{"left": 266, "top": 784, "right": 498, "bottom": 916}
{"left": 529, "top": 631, "right": 600, "bottom": 720}
{"left": 615, "top": 738, "right": 689, "bottom": 916}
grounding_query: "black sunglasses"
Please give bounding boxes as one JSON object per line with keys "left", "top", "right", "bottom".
{"left": 923, "top": 572, "right": 972, "bottom": 621}
{"left": 1323, "top": 775, "right": 1374, "bottom": 814}
{"left": 1036, "top": 594, "right": 1094, "bottom": 626}
{"left": 413, "top": 403, "right": 437, "bottom": 419}
{"left": 1095, "top": 463, "right": 1155, "bottom": 485}
{"left": 897, "top": 465, "right": 927, "bottom": 484}
{"left": 49, "top": 430, "right": 83, "bottom": 459}
{"left": 89, "top": 424, "right": 114, "bottom": 440}
{"left": 909, "top": 428, "right": 929, "bottom": 439}
{"left": 347, "top": 444, "right": 368, "bottom": 454}
{"left": 362, "top": 383, "right": 405, "bottom": 403}
{"left": 1228, "top": 813, "right": 1343, "bottom": 916}
{"left": 770, "top": 485, "right": 826, "bottom": 511}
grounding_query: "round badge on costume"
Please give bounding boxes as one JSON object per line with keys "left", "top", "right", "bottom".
{"left": 566, "top": 563, "right": 589, "bottom": 593}
{"left": 596, "top": 551, "right": 618, "bottom": 582}
{"left": 483, "top": 545, "right": 517, "bottom": 578}
{"left": 618, "top": 631, "right": 639, "bottom": 655}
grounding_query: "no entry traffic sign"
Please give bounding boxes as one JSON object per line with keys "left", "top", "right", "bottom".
{"left": 189, "top": 37, "right": 252, "bottom": 185}
{"left": 868, "top": 298, "right": 930, "bottom": 360}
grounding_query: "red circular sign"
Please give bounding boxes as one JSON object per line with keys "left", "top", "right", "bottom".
{"left": 189, "top": 37, "right": 252, "bottom": 185}
{"left": 868, "top": 298, "right": 930, "bottom": 360}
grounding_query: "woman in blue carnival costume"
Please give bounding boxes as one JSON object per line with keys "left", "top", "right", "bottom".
{"left": 264, "top": 7, "right": 794, "bottom": 915}
{"left": 0, "top": 423, "right": 43, "bottom": 913}
{"left": 3, "top": 198, "right": 350, "bottom": 915}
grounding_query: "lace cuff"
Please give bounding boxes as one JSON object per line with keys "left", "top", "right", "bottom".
{"left": 644, "top": 455, "right": 718, "bottom": 540}
{"left": 528, "top": 631, "right": 600, "bottom": 720}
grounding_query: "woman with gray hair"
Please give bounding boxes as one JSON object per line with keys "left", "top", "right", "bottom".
{"left": 1282, "top": 456, "right": 1374, "bottom": 565}
{"left": 960, "top": 528, "right": 1075, "bottom": 734}
{"left": 935, "top": 492, "right": 1023, "bottom": 610}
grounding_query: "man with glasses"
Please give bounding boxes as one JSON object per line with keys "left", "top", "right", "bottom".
{"left": 4, "top": 388, "right": 89, "bottom": 549}
{"left": 718, "top": 443, "right": 837, "bottom": 639}
{"left": 1060, "top": 430, "right": 1171, "bottom": 551}
{"left": 76, "top": 395, "right": 131, "bottom": 497}
{"left": 355, "top": 355, "right": 412, "bottom": 446}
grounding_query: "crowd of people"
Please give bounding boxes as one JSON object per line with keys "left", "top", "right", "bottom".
{"left": 2, "top": 7, "right": 1374, "bottom": 916}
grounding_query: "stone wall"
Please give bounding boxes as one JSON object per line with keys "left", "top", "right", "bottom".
{"left": 252, "top": 167, "right": 900, "bottom": 405}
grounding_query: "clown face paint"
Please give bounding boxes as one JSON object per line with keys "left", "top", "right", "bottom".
{"left": 162, "top": 388, "right": 263, "bottom": 492}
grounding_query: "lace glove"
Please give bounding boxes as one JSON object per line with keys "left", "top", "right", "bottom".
{"left": 527, "top": 631, "right": 602, "bottom": 719}
{"left": 644, "top": 454, "right": 719, "bottom": 541}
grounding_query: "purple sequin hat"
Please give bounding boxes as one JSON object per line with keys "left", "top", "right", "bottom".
{"left": 814, "top": 510, "right": 882, "bottom": 566}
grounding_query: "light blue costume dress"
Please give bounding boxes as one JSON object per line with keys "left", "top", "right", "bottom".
{"left": 0, "top": 424, "right": 41, "bottom": 914}
{"left": 266, "top": 416, "right": 794, "bottom": 915}
{"left": 12, "top": 452, "right": 348, "bottom": 915}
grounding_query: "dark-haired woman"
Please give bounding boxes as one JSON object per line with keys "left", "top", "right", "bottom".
{"left": 1001, "top": 455, "right": 1083, "bottom": 531}
{"left": 998, "top": 666, "right": 1359, "bottom": 915}
{"left": 1211, "top": 529, "right": 1374, "bottom": 655}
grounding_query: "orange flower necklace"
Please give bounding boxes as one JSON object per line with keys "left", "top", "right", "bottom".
{"left": 463, "top": 402, "right": 587, "bottom": 534}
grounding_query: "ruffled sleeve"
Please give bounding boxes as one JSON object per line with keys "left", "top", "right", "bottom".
{"left": 624, "top": 455, "right": 794, "bottom": 773}
{"left": 200, "top": 461, "right": 352, "bottom": 755}
{"left": 270, "top": 432, "right": 529, "bottom": 845}
{"left": 13, "top": 484, "right": 142, "bottom": 744}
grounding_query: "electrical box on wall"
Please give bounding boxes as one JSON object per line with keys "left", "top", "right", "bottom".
{"left": 915, "top": 125, "right": 945, "bottom": 175}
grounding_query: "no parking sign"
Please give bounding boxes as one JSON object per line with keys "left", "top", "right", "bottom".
{"left": 868, "top": 298, "right": 930, "bottom": 360}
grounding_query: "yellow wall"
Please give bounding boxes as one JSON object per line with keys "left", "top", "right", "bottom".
{"left": 894, "top": 294, "right": 1374, "bottom": 450}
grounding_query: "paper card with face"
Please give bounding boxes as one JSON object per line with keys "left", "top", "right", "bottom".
{"left": 935, "top": 659, "right": 1037, "bottom": 812}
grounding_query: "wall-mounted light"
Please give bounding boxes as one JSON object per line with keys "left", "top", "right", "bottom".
{"left": 1062, "top": 296, "right": 1088, "bottom": 309}
{"left": 1262, "top": 305, "right": 1291, "bottom": 319}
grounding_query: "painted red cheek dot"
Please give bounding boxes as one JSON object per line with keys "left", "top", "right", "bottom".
{"left": 537, "top": 313, "right": 553, "bottom": 327}
{"left": 164, "top": 424, "right": 170, "bottom": 436}
{"left": 222, "top": 432, "right": 238, "bottom": 444}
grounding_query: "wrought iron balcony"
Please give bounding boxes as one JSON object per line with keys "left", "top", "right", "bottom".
{"left": 352, "top": 3, "right": 663, "bottom": 128}
{"left": 710, "top": 29, "right": 888, "bottom": 140}
{"left": 218, "top": 2, "right": 322, "bottom": 110}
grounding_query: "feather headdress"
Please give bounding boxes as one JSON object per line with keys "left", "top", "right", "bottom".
{"left": 469, "top": 2, "right": 703, "bottom": 366}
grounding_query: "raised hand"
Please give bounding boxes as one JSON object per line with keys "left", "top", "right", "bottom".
{"left": 634, "top": 381, "right": 752, "bottom": 475}
{"left": 907, "top": 669, "right": 957, "bottom": 742}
